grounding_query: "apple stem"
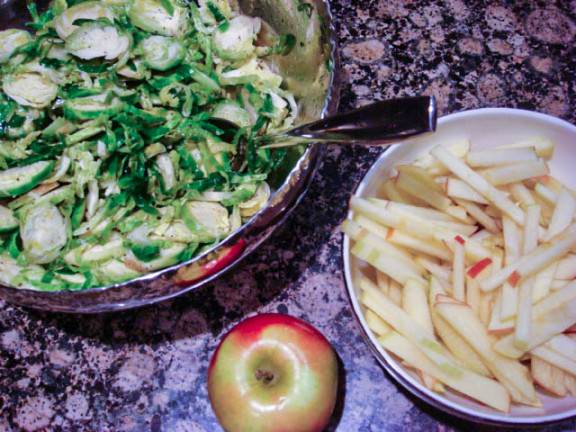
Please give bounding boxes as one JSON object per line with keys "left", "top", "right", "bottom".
{"left": 255, "top": 369, "right": 275, "bottom": 386}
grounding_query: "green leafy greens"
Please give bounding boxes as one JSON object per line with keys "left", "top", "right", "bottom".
{"left": 0, "top": 0, "right": 298, "bottom": 291}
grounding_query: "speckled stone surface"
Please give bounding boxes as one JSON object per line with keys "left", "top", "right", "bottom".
{"left": 1, "top": 1, "right": 576, "bottom": 431}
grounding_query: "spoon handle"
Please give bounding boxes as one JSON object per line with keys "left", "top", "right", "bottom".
{"left": 263, "top": 96, "right": 437, "bottom": 148}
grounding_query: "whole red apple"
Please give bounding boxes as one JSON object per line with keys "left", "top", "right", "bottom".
{"left": 208, "top": 313, "right": 339, "bottom": 432}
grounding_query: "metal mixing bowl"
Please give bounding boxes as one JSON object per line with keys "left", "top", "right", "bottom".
{"left": 0, "top": 0, "right": 340, "bottom": 312}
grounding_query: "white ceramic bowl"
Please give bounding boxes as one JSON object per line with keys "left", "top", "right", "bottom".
{"left": 343, "top": 108, "right": 576, "bottom": 425}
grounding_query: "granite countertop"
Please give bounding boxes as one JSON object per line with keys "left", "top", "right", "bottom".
{"left": 1, "top": 0, "right": 576, "bottom": 431}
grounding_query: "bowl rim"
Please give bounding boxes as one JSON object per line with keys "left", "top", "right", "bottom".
{"left": 342, "top": 107, "right": 576, "bottom": 426}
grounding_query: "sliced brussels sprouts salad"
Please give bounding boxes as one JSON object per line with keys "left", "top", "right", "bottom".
{"left": 0, "top": 0, "right": 304, "bottom": 291}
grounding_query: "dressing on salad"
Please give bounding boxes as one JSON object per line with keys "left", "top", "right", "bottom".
{"left": 0, "top": 0, "right": 301, "bottom": 290}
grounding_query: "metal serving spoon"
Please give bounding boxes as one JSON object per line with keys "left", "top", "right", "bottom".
{"left": 209, "top": 96, "right": 437, "bottom": 169}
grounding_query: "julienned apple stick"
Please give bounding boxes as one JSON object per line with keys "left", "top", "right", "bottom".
{"left": 435, "top": 298, "right": 540, "bottom": 406}
{"left": 377, "top": 331, "right": 510, "bottom": 412}
{"left": 479, "top": 226, "right": 576, "bottom": 292}
{"left": 430, "top": 146, "right": 525, "bottom": 225}
{"left": 360, "top": 277, "right": 510, "bottom": 411}
{"left": 428, "top": 278, "right": 491, "bottom": 377}
{"left": 494, "top": 295, "right": 576, "bottom": 359}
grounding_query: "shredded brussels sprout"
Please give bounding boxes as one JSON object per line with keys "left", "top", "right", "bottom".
{"left": 65, "top": 22, "right": 131, "bottom": 61}
{"left": 0, "top": 0, "right": 299, "bottom": 291}
{"left": 213, "top": 15, "right": 260, "bottom": 61}
{"left": 139, "top": 35, "right": 185, "bottom": 71}
{"left": 0, "top": 30, "right": 33, "bottom": 64}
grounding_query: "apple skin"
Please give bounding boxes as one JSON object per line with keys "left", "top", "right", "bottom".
{"left": 175, "top": 239, "right": 246, "bottom": 286}
{"left": 208, "top": 314, "right": 339, "bottom": 432}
